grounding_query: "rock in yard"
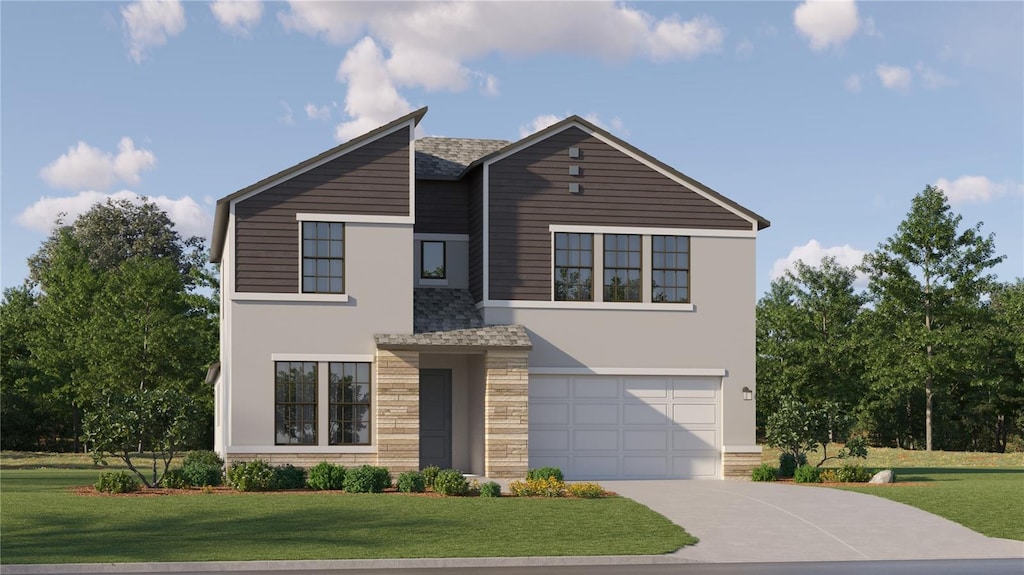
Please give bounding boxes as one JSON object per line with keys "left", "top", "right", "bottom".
{"left": 869, "top": 469, "right": 895, "bottom": 484}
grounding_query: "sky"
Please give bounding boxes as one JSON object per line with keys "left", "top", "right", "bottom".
{"left": 2, "top": 1, "right": 1022, "bottom": 298}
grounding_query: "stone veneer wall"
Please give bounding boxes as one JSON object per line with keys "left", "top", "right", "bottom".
{"left": 723, "top": 451, "right": 761, "bottom": 480}
{"left": 375, "top": 349, "right": 421, "bottom": 473}
{"left": 484, "top": 350, "right": 529, "bottom": 478}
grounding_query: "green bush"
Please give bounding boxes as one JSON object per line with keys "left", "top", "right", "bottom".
{"left": 778, "top": 452, "right": 806, "bottom": 478}
{"left": 834, "top": 464, "right": 873, "bottom": 483}
{"left": 227, "top": 459, "right": 276, "bottom": 491}
{"left": 566, "top": 482, "right": 605, "bottom": 498}
{"left": 95, "top": 471, "right": 140, "bottom": 494}
{"left": 344, "top": 465, "right": 392, "bottom": 493}
{"left": 307, "top": 462, "right": 346, "bottom": 490}
{"left": 421, "top": 465, "right": 440, "bottom": 488}
{"left": 182, "top": 450, "right": 224, "bottom": 487}
{"left": 751, "top": 463, "right": 778, "bottom": 482}
{"left": 526, "top": 466, "right": 564, "bottom": 482}
{"left": 274, "top": 464, "right": 307, "bottom": 490}
{"left": 479, "top": 481, "right": 502, "bottom": 498}
{"left": 793, "top": 464, "right": 822, "bottom": 484}
{"left": 432, "top": 468, "right": 469, "bottom": 496}
{"left": 396, "top": 470, "right": 426, "bottom": 493}
{"left": 161, "top": 468, "right": 189, "bottom": 489}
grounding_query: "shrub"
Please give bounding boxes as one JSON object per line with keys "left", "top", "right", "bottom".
{"left": 307, "top": 462, "right": 347, "bottom": 490}
{"left": 820, "top": 469, "right": 839, "bottom": 483}
{"left": 835, "top": 464, "right": 873, "bottom": 483}
{"left": 274, "top": 464, "right": 307, "bottom": 490}
{"left": 397, "top": 470, "right": 426, "bottom": 493}
{"left": 566, "top": 482, "right": 605, "bottom": 498}
{"left": 432, "top": 468, "right": 469, "bottom": 496}
{"left": 751, "top": 463, "right": 778, "bottom": 482}
{"left": 526, "top": 466, "right": 564, "bottom": 482}
{"left": 778, "top": 452, "right": 807, "bottom": 478}
{"left": 793, "top": 464, "right": 822, "bottom": 484}
{"left": 509, "top": 476, "right": 565, "bottom": 497}
{"left": 479, "top": 481, "right": 502, "bottom": 498}
{"left": 182, "top": 450, "right": 224, "bottom": 487}
{"left": 344, "top": 465, "right": 392, "bottom": 493}
{"left": 421, "top": 465, "right": 441, "bottom": 488}
{"left": 161, "top": 468, "right": 189, "bottom": 489}
{"left": 95, "top": 471, "right": 140, "bottom": 494}
{"left": 227, "top": 459, "right": 276, "bottom": 492}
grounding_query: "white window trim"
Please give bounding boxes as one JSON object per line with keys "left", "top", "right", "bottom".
{"left": 227, "top": 446, "right": 378, "bottom": 454}
{"left": 479, "top": 300, "right": 695, "bottom": 311}
{"left": 272, "top": 354, "right": 374, "bottom": 362}
{"left": 232, "top": 292, "right": 350, "bottom": 303}
{"left": 550, "top": 223, "right": 754, "bottom": 239}
{"left": 295, "top": 213, "right": 413, "bottom": 225}
{"left": 529, "top": 367, "right": 726, "bottom": 376}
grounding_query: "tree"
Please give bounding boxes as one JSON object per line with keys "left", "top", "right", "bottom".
{"left": 765, "top": 398, "right": 868, "bottom": 467}
{"left": 755, "top": 257, "right": 867, "bottom": 434}
{"left": 82, "top": 387, "right": 200, "bottom": 487}
{"left": 861, "top": 186, "right": 1004, "bottom": 450}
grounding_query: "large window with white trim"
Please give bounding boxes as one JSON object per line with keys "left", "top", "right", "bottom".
{"left": 652, "top": 235, "right": 690, "bottom": 303}
{"left": 275, "top": 361, "right": 317, "bottom": 445}
{"left": 302, "top": 222, "right": 344, "bottom": 293}
{"left": 329, "top": 362, "right": 371, "bottom": 445}
{"left": 603, "top": 234, "right": 641, "bottom": 302}
{"left": 554, "top": 232, "right": 593, "bottom": 301}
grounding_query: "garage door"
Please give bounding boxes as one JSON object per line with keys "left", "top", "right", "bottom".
{"left": 529, "top": 375, "right": 721, "bottom": 479}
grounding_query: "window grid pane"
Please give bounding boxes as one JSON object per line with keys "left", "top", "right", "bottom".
{"left": 328, "top": 362, "right": 372, "bottom": 445}
{"left": 302, "top": 222, "right": 344, "bottom": 293}
{"left": 274, "top": 361, "right": 317, "bottom": 445}
{"left": 553, "top": 232, "right": 593, "bottom": 301}
{"left": 652, "top": 235, "right": 691, "bottom": 303}
{"left": 603, "top": 234, "right": 642, "bottom": 302}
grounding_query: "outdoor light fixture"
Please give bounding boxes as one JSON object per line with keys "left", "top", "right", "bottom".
{"left": 742, "top": 386, "right": 753, "bottom": 401}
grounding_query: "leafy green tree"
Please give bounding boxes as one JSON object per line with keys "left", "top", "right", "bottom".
{"left": 861, "top": 185, "right": 1004, "bottom": 450}
{"left": 766, "top": 398, "right": 868, "bottom": 467}
{"left": 82, "top": 387, "right": 200, "bottom": 487}
{"left": 755, "top": 257, "right": 867, "bottom": 434}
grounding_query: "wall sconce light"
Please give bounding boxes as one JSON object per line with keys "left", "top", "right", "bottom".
{"left": 742, "top": 386, "right": 753, "bottom": 401}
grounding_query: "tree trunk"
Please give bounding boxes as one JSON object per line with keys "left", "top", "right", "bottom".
{"left": 925, "top": 369, "right": 933, "bottom": 451}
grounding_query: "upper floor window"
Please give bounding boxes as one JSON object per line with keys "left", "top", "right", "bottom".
{"left": 302, "top": 222, "right": 344, "bottom": 293}
{"left": 604, "top": 234, "right": 641, "bottom": 302}
{"left": 554, "top": 232, "right": 593, "bottom": 301}
{"left": 275, "top": 361, "right": 317, "bottom": 445}
{"left": 652, "top": 235, "right": 690, "bottom": 303}
{"left": 420, "top": 241, "right": 446, "bottom": 279}
{"left": 329, "top": 362, "right": 371, "bottom": 445}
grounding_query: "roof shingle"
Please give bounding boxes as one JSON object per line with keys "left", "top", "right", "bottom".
{"left": 415, "top": 137, "right": 509, "bottom": 178}
{"left": 374, "top": 288, "right": 532, "bottom": 349}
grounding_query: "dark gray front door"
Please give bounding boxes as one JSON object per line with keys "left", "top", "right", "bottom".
{"left": 419, "top": 369, "right": 452, "bottom": 469}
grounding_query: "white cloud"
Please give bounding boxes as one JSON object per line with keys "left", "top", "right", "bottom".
{"left": 16, "top": 190, "right": 212, "bottom": 240}
{"left": 735, "top": 39, "right": 754, "bottom": 59}
{"left": 40, "top": 138, "right": 156, "bottom": 192}
{"left": 916, "top": 62, "right": 955, "bottom": 90}
{"left": 876, "top": 64, "right": 912, "bottom": 91}
{"left": 279, "top": 101, "right": 294, "bottom": 125}
{"left": 794, "top": 0, "right": 859, "bottom": 51}
{"left": 122, "top": 0, "right": 186, "bottom": 63}
{"left": 771, "top": 240, "right": 868, "bottom": 287}
{"left": 844, "top": 73, "right": 862, "bottom": 93}
{"left": 862, "top": 16, "right": 881, "bottom": 38}
{"left": 279, "top": 2, "right": 723, "bottom": 141}
{"left": 935, "top": 176, "right": 1023, "bottom": 205}
{"left": 210, "top": 0, "right": 263, "bottom": 36}
{"left": 518, "top": 113, "right": 625, "bottom": 139}
{"left": 304, "top": 103, "right": 332, "bottom": 121}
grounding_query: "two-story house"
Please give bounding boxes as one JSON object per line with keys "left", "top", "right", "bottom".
{"left": 209, "top": 107, "right": 769, "bottom": 480}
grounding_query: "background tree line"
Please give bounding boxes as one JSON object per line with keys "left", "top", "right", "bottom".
{"left": 757, "top": 186, "right": 1023, "bottom": 452}
{"left": 1, "top": 199, "right": 218, "bottom": 451}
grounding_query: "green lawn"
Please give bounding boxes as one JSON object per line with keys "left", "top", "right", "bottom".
{"left": 0, "top": 468, "right": 696, "bottom": 564}
{"left": 837, "top": 468, "right": 1024, "bottom": 541}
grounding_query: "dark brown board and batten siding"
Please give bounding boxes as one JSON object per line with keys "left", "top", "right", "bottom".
{"left": 414, "top": 179, "right": 469, "bottom": 235}
{"left": 487, "top": 126, "right": 750, "bottom": 301}
{"left": 234, "top": 127, "right": 410, "bottom": 293}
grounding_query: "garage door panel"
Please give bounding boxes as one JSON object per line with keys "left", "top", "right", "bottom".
{"left": 530, "top": 430, "right": 569, "bottom": 451}
{"left": 530, "top": 374, "right": 721, "bottom": 479}
{"left": 532, "top": 403, "right": 569, "bottom": 425}
{"left": 574, "top": 403, "right": 618, "bottom": 425}
{"left": 672, "top": 403, "right": 716, "bottom": 425}
{"left": 674, "top": 429, "right": 718, "bottom": 450}
{"left": 574, "top": 429, "right": 618, "bottom": 450}
{"left": 624, "top": 429, "right": 669, "bottom": 451}
{"left": 623, "top": 403, "right": 668, "bottom": 425}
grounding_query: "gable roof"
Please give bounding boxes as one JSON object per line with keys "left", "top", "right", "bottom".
{"left": 209, "top": 107, "right": 427, "bottom": 263}
{"left": 467, "top": 116, "right": 771, "bottom": 231}
{"left": 415, "top": 137, "right": 510, "bottom": 179}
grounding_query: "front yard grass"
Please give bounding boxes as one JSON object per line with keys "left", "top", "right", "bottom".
{"left": 0, "top": 467, "right": 696, "bottom": 564}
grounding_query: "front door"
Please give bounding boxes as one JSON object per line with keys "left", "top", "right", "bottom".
{"left": 419, "top": 369, "right": 452, "bottom": 469}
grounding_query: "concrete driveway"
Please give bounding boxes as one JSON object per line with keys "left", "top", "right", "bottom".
{"left": 602, "top": 480, "right": 1024, "bottom": 563}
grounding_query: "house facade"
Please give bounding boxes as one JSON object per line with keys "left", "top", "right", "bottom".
{"left": 210, "top": 107, "right": 769, "bottom": 480}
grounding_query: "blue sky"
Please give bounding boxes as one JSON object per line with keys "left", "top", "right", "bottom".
{"left": 3, "top": 1, "right": 1022, "bottom": 297}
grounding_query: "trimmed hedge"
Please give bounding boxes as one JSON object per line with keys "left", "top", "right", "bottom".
{"left": 307, "top": 462, "right": 346, "bottom": 490}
